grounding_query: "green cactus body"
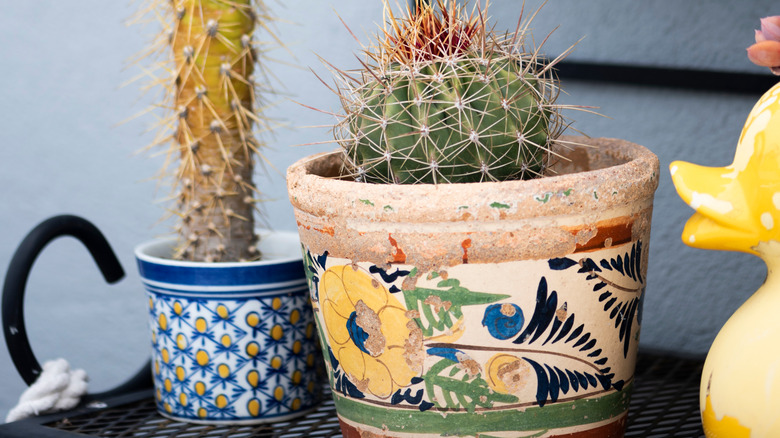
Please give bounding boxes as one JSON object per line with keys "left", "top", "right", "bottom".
{"left": 347, "top": 59, "right": 552, "bottom": 184}
{"left": 334, "top": 1, "right": 568, "bottom": 185}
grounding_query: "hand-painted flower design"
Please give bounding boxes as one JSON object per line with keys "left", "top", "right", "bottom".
{"left": 482, "top": 303, "right": 524, "bottom": 340}
{"left": 319, "top": 264, "right": 419, "bottom": 398}
{"left": 747, "top": 16, "right": 780, "bottom": 74}
{"left": 485, "top": 353, "right": 532, "bottom": 396}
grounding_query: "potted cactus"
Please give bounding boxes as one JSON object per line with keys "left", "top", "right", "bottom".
{"left": 133, "top": 0, "right": 320, "bottom": 424}
{"left": 287, "top": 1, "right": 659, "bottom": 437}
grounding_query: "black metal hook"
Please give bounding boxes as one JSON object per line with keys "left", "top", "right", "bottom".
{"left": 2, "top": 215, "right": 151, "bottom": 402}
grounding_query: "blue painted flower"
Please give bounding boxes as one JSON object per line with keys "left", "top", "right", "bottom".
{"left": 482, "top": 303, "right": 524, "bottom": 340}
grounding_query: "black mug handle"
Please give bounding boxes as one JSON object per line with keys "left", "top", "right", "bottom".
{"left": 2, "top": 215, "right": 152, "bottom": 402}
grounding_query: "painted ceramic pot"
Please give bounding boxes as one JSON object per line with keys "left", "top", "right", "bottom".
{"left": 287, "top": 136, "right": 659, "bottom": 438}
{"left": 135, "top": 230, "right": 322, "bottom": 424}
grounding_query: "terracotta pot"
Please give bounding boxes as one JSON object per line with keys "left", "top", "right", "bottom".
{"left": 287, "top": 136, "right": 659, "bottom": 437}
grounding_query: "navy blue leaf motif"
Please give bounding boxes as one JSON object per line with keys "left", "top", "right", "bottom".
{"left": 574, "top": 371, "right": 589, "bottom": 388}
{"left": 542, "top": 316, "right": 563, "bottom": 345}
{"left": 566, "top": 325, "right": 583, "bottom": 343}
{"left": 567, "top": 370, "right": 579, "bottom": 392}
{"left": 328, "top": 347, "right": 339, "bottom": 370}
{"left": 561, "top": 241, "right": 645, "bottom": 358}
{"left": 580, "top": 339, "right": 597, "bottom": 352}
{"left": 611, "top": 255, "right": 624, "bottom": 275}
{"left": 572, "top": 333, "right": 590, "bottom": 349}
{"left": 551, "top": 315, "right": 575, "bottom": 344}
{"left": 524, "top": 358, "right": 551, "bottom": 407}
{"left": 549, "top": 257, "right": 578, "bottom": 270}
{"left": 523, "top": 358, "right": 621, "bottom": 407}
{"left": 555, "top": 367, "right": 569, "bottom": 395}
{"left": 637, "top": 289, "right": 645, "bottom": 325}
{"left": 368, "top": 265, "right": 410, "bottom": 284}
{"left": 597, "top": 374, "right": 614, "bottom": 391}
{"left": 578, "top": 258, "right": 601, "bottom": 274}
{"left": 337, "top": 374, "right": 365, "bottom": 399}
{"left": 328, "top": 348, "right": 365, "bottom": 399}
{"left": 635, "top": 241, "right": 644, "bottom": 284}
{"left": 316, "top": 251, "right": 329, "bottom": 269}
{"left": 545, "top": 364, "right": 560, "bottom": 403}
{"left": 618, "top": 299, "right": 639, "bottom": 357}
{"left": 303, "top": 250, "right": 328, "bottom": 301}
{"left": 391, "top": 388, "right": 433, "bottom": 411}
{"left": 513, "top": 278, "right": 557, "bottom": 344}
{"left": 615, "top": 302, "right": 627, "bottom": 328}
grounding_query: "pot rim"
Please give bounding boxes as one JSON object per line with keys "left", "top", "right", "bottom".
{"left": 287, "top": 136, "right": 660, "bottom": 222}
{"left": 134, "top": 229, "right": 302, "bottom": 267}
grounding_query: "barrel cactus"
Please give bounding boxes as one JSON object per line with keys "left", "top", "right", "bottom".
{"left": 331, "top": 0, "right": 573, "bottom": 184}
{"left": 138, "top": 0, "right": 274, "bottom": 261}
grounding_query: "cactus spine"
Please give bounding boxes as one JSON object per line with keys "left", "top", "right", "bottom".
{"left": 141, "top": 0, "right": 273, "bottom": 261}
{"left": 332, "top": 0, "right": 569, "bottom": 184}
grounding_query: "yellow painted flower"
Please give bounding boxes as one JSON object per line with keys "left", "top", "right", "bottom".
{"left": 671, "top": 82, "right": 780, "bottom": 255}
{"left": 319, "top": 264, "right": 418, "bottom": 398}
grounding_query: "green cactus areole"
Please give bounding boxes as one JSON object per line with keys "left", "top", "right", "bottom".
{"left": 333, "top": 0, "right": 569, "bottom": 184}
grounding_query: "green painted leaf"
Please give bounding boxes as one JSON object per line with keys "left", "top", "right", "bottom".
{"left": 423, "top": 359, "right": 518, "bottom": 413}
{"left": 403, "top": 278, "right": 509, "bottom": 336}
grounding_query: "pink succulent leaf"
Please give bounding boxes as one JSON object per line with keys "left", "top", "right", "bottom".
{"left": 747, "top": 40, "right": 780, "bottom": 67}
{"left": 771, "top": 66, "right": 780, "bottom": 76}
{"left": 760, "top": 16, "right": 780, "bottom": 41}
{"left": 756, "top": 29, "right": 767, "bottom": 43}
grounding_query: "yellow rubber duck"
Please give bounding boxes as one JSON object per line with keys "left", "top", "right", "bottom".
{"left": 670, "top": 79, "right": 780, "bottom": 437}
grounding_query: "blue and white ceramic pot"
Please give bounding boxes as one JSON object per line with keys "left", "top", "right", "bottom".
{"left": 135, "top": 230, "right": 321, "bottom": 424}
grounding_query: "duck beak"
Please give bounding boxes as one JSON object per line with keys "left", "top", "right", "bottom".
{"left": 670, "top": 160, "right": 757, "bottom": 255}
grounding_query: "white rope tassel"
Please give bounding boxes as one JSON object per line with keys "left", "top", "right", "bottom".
{"left": 5, "top": 359, "right": 88, "bottom": 423}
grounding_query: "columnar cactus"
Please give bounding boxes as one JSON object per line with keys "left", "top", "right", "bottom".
{"left": 331, "top": 0, "right": 572, "bottom": 184}
{"left": 140, "top": 0, "right": 274, "bottom": 261}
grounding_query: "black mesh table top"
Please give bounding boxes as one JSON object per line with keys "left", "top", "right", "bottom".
{"left": 0, "top": 350, "right": 705, "bottom": 438}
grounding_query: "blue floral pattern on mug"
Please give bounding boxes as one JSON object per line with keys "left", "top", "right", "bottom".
{"left": 147, "top": 293, "right": 320, "bottom": 422}
{"left": 137, "top": 234, "right": 322, "bottom": 424}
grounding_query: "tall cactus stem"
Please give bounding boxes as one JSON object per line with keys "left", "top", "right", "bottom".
{"left": 135, "top": 0, "right": 276, "bottom": 262}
